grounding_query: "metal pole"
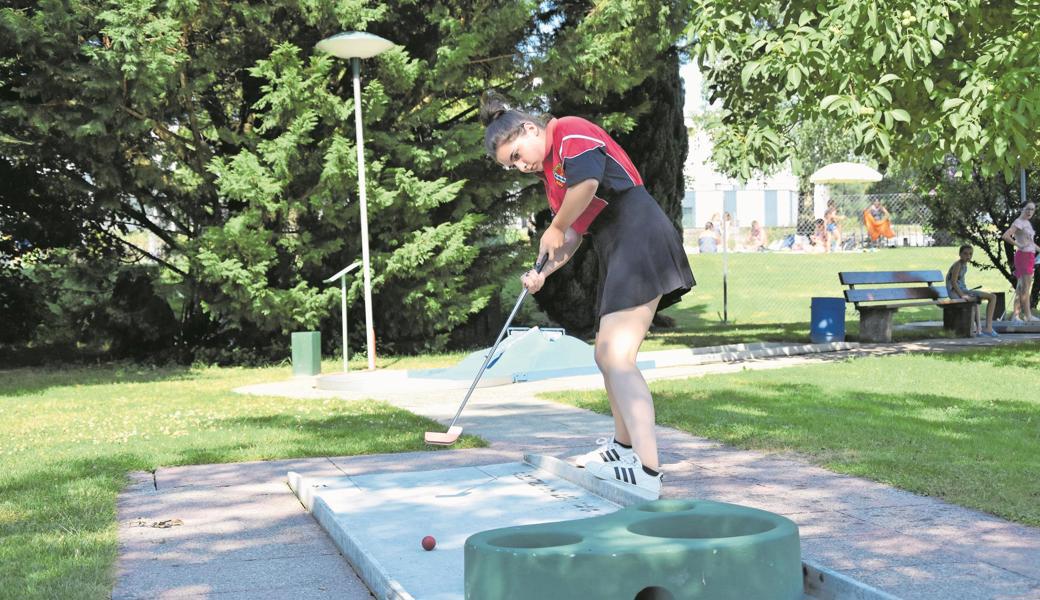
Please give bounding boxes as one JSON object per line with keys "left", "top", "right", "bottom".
{"left": 341, "top": 276, "right": 348, "bottom": 373}
{"left": 1021, "top": 166, "right": 1027, "bottom": 203}
{"left": 352, "top": 57, "right": 376, "bottom": 370}
{"left": 722, "top": 216, "right": 729, "bottom": 323}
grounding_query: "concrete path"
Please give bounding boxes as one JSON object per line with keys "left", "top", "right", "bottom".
{"left": 115, "top": 335, "right": 1040, "bottom": 600}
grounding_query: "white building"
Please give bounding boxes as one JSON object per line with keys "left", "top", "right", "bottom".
{"left": 680, "top": 63, "right": 800, "bottom": 230}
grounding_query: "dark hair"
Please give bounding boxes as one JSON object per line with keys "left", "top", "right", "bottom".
{"left": 479, "top": 90, "right": 545, "bottom": 157}
{"left": 959, "top": 244, "right": 972, "bottom": 254}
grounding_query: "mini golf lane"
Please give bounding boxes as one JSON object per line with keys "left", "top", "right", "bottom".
{"left": 288, "top": 457, "right": 900, "bottom": 600}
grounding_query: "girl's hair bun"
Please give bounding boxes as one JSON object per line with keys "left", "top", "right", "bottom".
{"left": 479, "top": 90, "right": 510, "bottom": 127}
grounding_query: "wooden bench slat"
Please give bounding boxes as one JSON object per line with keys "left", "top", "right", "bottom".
{"left": 858, "top": 299, "right": 971, "bottom": 310}
{"left": 845, "top": 286, "right": 949, "bottom": 303}
{"left": 839, "top": 270, "right": 945, "bottom": 285}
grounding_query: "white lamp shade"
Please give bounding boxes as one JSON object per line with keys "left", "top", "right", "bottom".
{"left": 316, "top": 32, "right": 395, "bottom": 59}
{"left": 809, "top": 162, "right": 883, "bottom": 184}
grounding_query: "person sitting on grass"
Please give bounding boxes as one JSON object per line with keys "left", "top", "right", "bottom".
{"left": 745, "top": 220, "right": 768, "bottom": 251}
{"left": 824, "top": 200, "right": 844, "bottom": 252}
{"left": 810, "top": 218, "right": 828, "bottom": 252}
{"left": 945, "top": 244, "right": 999, "bottom": 337}
{"left": 698, "top": 221, "right": 719, "bottom": 254}
{"left": 863, "top": 199, "right": 895, "bottom": 247}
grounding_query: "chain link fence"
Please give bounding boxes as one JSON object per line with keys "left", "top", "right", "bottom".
{"left": 680, "top": 192, "right": 1016, "bottom": 327}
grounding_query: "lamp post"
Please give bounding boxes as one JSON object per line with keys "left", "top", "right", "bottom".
{"left": 315, "top": 32, "right": 396, "bottom": 371}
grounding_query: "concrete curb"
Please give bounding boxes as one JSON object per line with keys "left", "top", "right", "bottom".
{"left": 803, "top": 562, "right": 903, "bottom": 600}
{"left": 641, "top": 340, "right": 860, "bottom": 368}
{"left": 288, "top": 472, "right": 414, "bottom": 600}
{"left": 522, "top": 454, "right": 903, "bottom": 600}
{"left": 522, "top": 453, "right": 653, "bottom": 507}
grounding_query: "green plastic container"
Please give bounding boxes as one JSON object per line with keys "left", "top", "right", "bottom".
{"left": 465, "top": 499, "right": 802, "bottom": 600}
{"left": 291, "top": 331, "right": 321, "bottom": 376}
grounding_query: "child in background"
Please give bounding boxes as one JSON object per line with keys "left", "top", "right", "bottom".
{"left": 1001, "top": 202, "right": 1037, "bottom": 322}
{"left": 945, "top": 245, "right": 998, "bottom": 337}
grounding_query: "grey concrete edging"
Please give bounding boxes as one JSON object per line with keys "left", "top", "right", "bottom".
{"left": 288, "top": 472, "right": 413, "bottom": 600}
{"left": 641, "top": 341, "right": 860, "bottom": 369}
{"left": 803, "top": 561, "right": 903, "bottom": 600}
{"left": 522, "top": 453, "right": 654, "bottom": 507}
{"left": 522, "top": 454, "right": 903, "bottom": 600}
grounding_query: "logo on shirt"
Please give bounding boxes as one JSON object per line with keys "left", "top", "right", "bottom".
{"left": 553, "top": 163, "right": 566, "bottom": 187}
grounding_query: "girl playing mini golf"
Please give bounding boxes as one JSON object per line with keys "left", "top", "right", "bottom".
{"left": 479, "top": 92, "right": 695, "bottom": 498}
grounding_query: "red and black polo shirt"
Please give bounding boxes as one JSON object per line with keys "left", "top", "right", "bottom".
{"left": 540, "top": 116, "right": 644, "bottom": 235}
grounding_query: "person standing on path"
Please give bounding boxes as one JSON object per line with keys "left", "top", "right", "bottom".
{"left": 479, "top": 92, "right": 695, "bottom": 499}
{"left": 1002, "top": 202, "right": 1037, "bottom": 322}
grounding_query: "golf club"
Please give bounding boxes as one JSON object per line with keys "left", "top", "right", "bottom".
{"left": 424, "top": 254, "right": 549, "bottom": 445}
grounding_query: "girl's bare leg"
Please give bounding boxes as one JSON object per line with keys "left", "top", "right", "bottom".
{"left": 594, "top": 295, "right": 662, "bottom": 470}
{"left": 1023, "top": 274, "right": 1035, "bottom": 320}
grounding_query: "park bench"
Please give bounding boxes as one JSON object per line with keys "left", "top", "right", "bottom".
{"left": 838, "top": 270, "right": 976, "bottom": 343}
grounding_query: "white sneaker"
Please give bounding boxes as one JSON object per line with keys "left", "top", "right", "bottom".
{"left": 573, "top": 437, "right": 635, "bottom": 468}
{"left": 585, "top": 453, "right": 662, "bottom": 500}
{"left": 1011, "top": 316, "right": 1025, "bottom": 323}
{"left": 1029, "top": 315, "right": 1040, "bottom": 322}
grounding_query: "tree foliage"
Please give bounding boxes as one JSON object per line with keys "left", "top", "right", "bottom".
{"left": 924, "top": 165, "right": 1040, "bottom": 304}
{"left": 1, "top": 0, "right": 692, "bottom": 361}
{"left": 689, "top": 0, "right": 1040, "bottom": 182}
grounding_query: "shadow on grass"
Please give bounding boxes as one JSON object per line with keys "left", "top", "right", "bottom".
{"left": 0, "top": 363, "right": 197, "bottom": 398}
{"left": 928, "top": 340, "right": 1040, "bottom": 370}
{"left": 0, "top": 452, "right": 153, "bottom": 599}
{"left": 553, "top": 379, "right": 1039, "bottom": 526}
{"left": 186, "top": 410, "right": 487, "bottom": 464}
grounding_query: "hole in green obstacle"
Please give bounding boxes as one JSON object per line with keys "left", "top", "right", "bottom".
{"left": 628, "top": 514, "right": 776, "bottom": 540}
{"left": 486, "top": 532, "right": 583, "bottom": 549}
{"left": 637, "top": 500, "right": 699, "bottom": 513}
{"left": 634, "top": 586, "right": 675, "bottom": 600}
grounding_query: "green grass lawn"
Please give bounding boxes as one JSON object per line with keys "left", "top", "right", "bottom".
{"left": 641, "top": 246, "right": 1016, "bottom": 350}
{"left": 0, "top": 363, "right": 484, "bottom": 600}
{"left": 543, "top": 341, "right": 1040, "bottom": 527}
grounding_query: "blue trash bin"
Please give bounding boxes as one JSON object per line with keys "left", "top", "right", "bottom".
{"left": 810, "top": 297, "right": 846, "bottom": 343}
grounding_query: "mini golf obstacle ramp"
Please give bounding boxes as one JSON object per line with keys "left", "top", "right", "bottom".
{"left": 410, "top": 327, "right": 655, "bottom": 384}
{"left": 466, "top": 499, "right": 802, "bottom": 600}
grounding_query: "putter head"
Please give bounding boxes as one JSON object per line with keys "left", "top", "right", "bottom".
{"left": 424, "top": 425, "right": 463, "bottom": 446}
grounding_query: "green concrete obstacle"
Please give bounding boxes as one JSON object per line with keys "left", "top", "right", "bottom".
{"left": 465, "top": 499, "right": 802, "bottom": 600}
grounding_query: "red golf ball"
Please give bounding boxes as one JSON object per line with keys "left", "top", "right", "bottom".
{"left": 421, "top": 535, "right": 436, "bottom": 551}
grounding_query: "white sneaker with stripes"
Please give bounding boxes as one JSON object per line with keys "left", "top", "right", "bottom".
{"left": 573, "top": 437, "right": 635, "bottom": 468}
{"left": 585, "top": 453, "right": 662, "bottom": 499}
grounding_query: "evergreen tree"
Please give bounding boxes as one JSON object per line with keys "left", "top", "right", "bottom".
{"left": 1, "top": 0, "right": 692, "bottom": 359}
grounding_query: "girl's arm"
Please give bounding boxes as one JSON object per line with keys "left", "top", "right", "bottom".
{"left": 539, "top": 178, "right": 598, "bottom": 261}
{"left": 552, "top": 179, "right": 599, "bottom": 231}
{"left": 539, "top": 227, "right": 582, "bottom": 277}
{"left": 1002, "top": 223, "right": 1019, "bottom": 247}
{"left": 522, "top": 227, "right": 582, "bottom": 294}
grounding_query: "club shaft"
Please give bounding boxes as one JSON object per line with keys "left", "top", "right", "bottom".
{"left": 444, "top": 287, "right": 529, "bottom": 429}
{"left": 444, "top": 255, "right": 547, "bottom": 430}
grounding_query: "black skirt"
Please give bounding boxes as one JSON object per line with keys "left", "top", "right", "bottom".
{"left": 586, "top": 186, "right": 696, "bottom": 321}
